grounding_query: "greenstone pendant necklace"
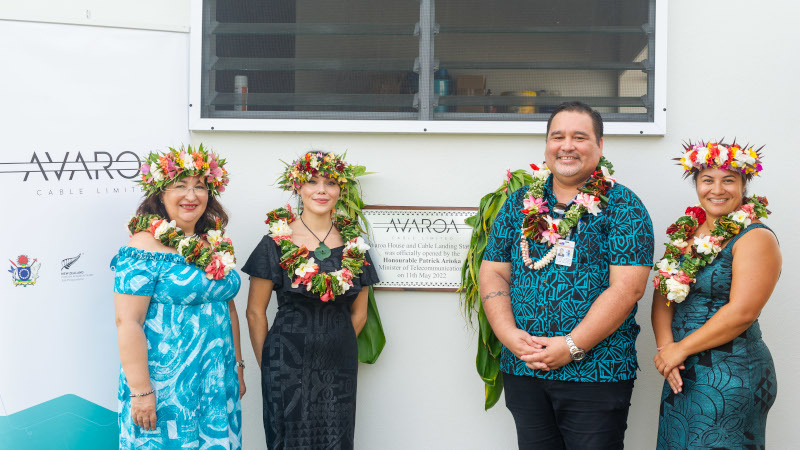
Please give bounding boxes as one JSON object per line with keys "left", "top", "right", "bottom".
{"left": 300, "top": 215, "right": 334, "bottom": 260}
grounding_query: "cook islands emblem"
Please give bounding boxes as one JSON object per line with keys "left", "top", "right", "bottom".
{"left": 9, "top": 254, "right": 40, "bottom": 286}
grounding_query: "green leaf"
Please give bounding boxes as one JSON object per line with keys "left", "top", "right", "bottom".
{"left": 464, "top": 215, "right": 478, "bottom": 228}
{"left": 477, "top": 302, "right": 493, "bottom": 346}
{"left": 457, "top": 167, "right": 529, "bottom": 408}
{"left": 351, "top": 165, "right": 367, "bottom": 177}
{"left": 339, "top": 197, "right": 360, "bottom": 212}
{"left": 487, "top": 329, "right": 502, "bottom": 357}
{"left": 357, "top": 286, "right": 386, "bottom": 364}
{"left": 482, "top": 200, "right": 502, "bottom": 232}
{"left": 484, "top": 372, "right": 504, "bottom": 410}
{"left": 476, "top": 335, "right": 500, "bottom": 383}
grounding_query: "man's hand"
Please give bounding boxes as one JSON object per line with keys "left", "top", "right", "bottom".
{"left": 520, "top": 336, "right": 573, "bottom": 371}
{"left": 498, "top": 327, "right": 543, "bottom": 361}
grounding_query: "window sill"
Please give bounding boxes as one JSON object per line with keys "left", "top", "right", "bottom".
{"left": 188, "top": 116, "right": 666, "bottom": 135}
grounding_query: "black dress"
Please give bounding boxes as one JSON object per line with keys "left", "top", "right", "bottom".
{"left": 242, "top": 236, "right": 379, "bottom": 450}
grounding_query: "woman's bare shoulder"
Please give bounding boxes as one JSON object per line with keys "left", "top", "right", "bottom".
{"left": 128, "top": 232, "right": 175, "bottom": 253}
{"left": 733, "top": 226, "right": 781, "bottom": 260}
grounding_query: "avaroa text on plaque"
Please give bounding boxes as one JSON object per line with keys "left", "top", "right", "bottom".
{"left": 363, "top": 207, "right": 476, "bottom": 291}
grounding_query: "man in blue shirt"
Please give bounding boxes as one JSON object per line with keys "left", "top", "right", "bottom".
{"left": 480, "top": 101, "right": 654, "bottom": 449}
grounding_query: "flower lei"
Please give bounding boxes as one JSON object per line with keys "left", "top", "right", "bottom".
{"left": 520, "top": 157, "right": 616, "bottom": 270}
{"left": 679, "top": 141, "right": 763, "bottom": 177}
{"left": 652, "top": 195, "right": 770, "bottom": 305}
{"left": 128, "top": 214, "right": 236, "bottom": 280}
{"left": 138, "top": 144, "right": 229, "bottom": 196}
{"left": 265, "top": 204, "right": 370, "bottom": 302}
{"left": 277, "top": 151, "right": 361, "bottom": 192}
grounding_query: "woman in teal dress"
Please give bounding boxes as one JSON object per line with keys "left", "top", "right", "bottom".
{"left": 651, "top": 141, "right": 781, "bottom": 449}
{"left": 114, "top": 145, "right": 245, "bottom": 449}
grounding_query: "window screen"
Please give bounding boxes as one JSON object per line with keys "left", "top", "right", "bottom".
{"left": 201, "top": 0, "right": 655, "bottom": 123}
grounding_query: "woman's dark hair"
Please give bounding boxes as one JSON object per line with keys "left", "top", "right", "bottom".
{"left": 135, "top": 192, "right": 228, "bottom": 235}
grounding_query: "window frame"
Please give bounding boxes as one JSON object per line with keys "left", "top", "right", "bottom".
{"left": 189, "top": 0, "right": 667, "bottom": 135}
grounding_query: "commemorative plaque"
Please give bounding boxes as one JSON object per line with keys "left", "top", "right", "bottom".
{"left": 363, "top": 206, "right": 477, "bottom": 291}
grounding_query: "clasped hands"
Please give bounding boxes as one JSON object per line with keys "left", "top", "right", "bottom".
{"left": 503, "top": 328, "right": 573, "bottom": 371}
{"left": 653, "top": 342, "right": 687, "bottom": 394}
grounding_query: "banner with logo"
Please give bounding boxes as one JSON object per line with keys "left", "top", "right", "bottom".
{"left": 0, "top": 20, "right": 189, "bottom": 448}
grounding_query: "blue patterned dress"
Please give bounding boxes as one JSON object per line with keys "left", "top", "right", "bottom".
{"left": 114, "top": 246, "right": 242, "bottom": 449}
{"left": 658, "top": 223, "right": 777, "bottom": 449}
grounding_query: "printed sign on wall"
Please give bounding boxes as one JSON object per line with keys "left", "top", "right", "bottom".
{"left": 363, "top": 207, "right": 475, "bottom": 291}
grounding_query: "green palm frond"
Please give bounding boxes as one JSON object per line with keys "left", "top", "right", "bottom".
{"left": 337, "top": 163, "right": 386, "bottom": 364}
{"left": 459, "top": 169, "right": 532, "bottom": 409}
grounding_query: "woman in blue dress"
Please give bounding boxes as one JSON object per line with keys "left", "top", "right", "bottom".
{"left": 114, "top": 145, "right": 245, "bottom": 449}
{"left": 651, "top": 141, "right": 781, "bottom": 449}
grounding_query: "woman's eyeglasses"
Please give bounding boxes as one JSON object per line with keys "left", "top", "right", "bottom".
{"left": 164, "top": 186, "right": 209, "bottom": 195}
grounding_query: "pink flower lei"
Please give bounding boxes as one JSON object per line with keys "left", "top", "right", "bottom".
{"left": 519, "top": 158, "right": 615, "bottom": 271}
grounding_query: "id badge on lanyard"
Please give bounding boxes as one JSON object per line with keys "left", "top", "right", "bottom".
{"left": 555, "top": 239, "right": 576, "bottom": 267}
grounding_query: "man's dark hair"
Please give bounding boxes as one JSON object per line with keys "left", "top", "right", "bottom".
{"left": 546, "top": 101, "right": 604, "bottom": 144}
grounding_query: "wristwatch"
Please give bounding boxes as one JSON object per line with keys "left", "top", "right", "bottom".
{"left": 565, "top": 334, "right": 587, "bottom": 361}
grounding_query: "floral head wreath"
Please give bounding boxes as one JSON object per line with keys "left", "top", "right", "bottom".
{"left": 138, "top": 144, "right": 229, "bottom": 196}
{"left": 678, "top": 140, "right": 764, "bottom": 178}
{"left": 277, "top": 151, "right": 360, "bottom": 193}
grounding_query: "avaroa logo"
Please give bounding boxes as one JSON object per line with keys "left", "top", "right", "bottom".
{"left": 60, "top": 253, "right": 94, "bottom": 283}
{"left": 0, "top": 151, "right": 141, "bottom": 181}
{"left": 8, "top": 254, "right": 41, "bottom": 287}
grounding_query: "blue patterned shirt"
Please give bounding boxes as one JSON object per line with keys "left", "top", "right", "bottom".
{"left": 484, "top": 175, "right": 654, "bottom": 382}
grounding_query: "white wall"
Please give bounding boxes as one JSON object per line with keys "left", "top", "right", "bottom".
{"left": 3, "top": 0, "right": 799, "bottom": 449}
{"left": 0, "top": 0, "right": 189, "bottom": 32}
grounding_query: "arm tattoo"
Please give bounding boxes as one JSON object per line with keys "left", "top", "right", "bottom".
{"left": 481, "top": 290, "right": 510, "bottom": 303}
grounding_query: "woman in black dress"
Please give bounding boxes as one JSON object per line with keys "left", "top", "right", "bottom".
{"left": 243, "top": 151, "right": 379, "bottom": 449}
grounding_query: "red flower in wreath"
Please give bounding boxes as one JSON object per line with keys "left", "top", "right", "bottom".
{"left": 666, "top": 223, "right": 679, "bottom": 235}
{"left": 148, "top": 219, "right": 165, "bottom": 235}
{"left": 684, "top": 206, "right": 706, "bottom": 224}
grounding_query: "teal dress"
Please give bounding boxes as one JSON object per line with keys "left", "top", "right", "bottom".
{"left": 657, "top": 224, "right": 777, "bottom": 449}
{"left": 114, "top": 247, "right": 242, "bottom": 449}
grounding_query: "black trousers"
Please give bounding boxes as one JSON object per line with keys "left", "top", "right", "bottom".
{"left": 504, "top": 373, "right": 634, "bottom": 450}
